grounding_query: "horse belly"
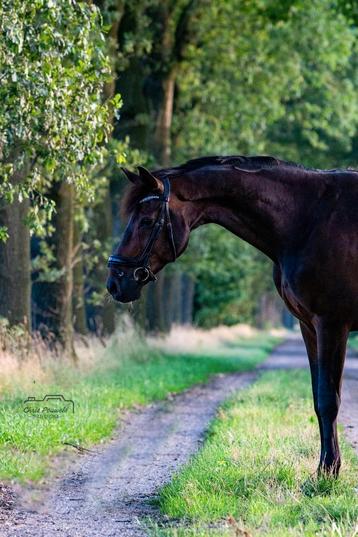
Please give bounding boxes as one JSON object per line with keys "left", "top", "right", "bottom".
{"left": 281, "top": 236, "right": 358, "bottom": 321}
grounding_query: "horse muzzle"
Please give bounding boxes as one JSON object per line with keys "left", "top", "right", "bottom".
{"left": 106, "top": 272, "right": 143, "bottom": 303}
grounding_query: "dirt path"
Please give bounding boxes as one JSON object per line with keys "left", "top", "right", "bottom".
{"left": 1, "top": 337, "right": 357, "bottom": 537}
{"left": 1, "top": 371, "right": 257, "bottom": 537}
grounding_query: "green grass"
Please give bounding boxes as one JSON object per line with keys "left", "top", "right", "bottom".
{"left": 158, "top": 370, "right": 358, "bottom": 537}
{"left": 0, "top": 332, "right": 278, "bottom": 482}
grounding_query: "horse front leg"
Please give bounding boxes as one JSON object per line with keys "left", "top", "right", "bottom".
{"left": 315, "top": 318, "right": 349, "bottom": 476}
{"left": 299, "top": 321, "right": 324, "bottom": 455}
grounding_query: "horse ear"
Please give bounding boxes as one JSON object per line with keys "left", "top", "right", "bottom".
{"left": 121, "top": 167, "right": 141, "bottom": 184}
{"left": 137, "top": 166, "right": 163, "bottom": 192}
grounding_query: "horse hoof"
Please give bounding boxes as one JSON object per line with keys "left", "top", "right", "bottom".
{"left": 317, "top": 459, "right": 341, "bottom": 478}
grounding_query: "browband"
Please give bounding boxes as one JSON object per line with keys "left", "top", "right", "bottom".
{"left": 139, "top": 195, "right": 161, "bottom": 203}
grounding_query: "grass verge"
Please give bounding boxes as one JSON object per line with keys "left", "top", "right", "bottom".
{"left": 157, "top": 370, "right": 358, "bottom": 537}
{"left": 0, "top": 329, "right": 278, "bottom": 482}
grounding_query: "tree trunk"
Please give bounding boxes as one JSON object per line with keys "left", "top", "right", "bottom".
{"left": 163, "top": 270, "right": 182, "bottom": 327}
{"left": 154, "top": 69, "right": 176, "bottom": 167}
{"left": 181, "top": 273, "right": 194, "bottom": 325}
{"left": 148, "top": 69, "right": 177, "bottom": 331}
{"left": 162, "top": 271, "right": 173, "bottom": 331}
{"left": 0, "top": 196, "right": 31, "bottom": 326}
{"left": 145, "top": 272, "right": 167, "bottom": 333}
{"left": 93, "top": 187, "right": 116, "bottom": 335}
{"left": 282, "top": 307, "right": 295, "bottom": 329}
{"left": 86, "top": 2, "right": 123, "bottom": 336}
{"left": 52, "top": 182, "right": 76, "bottom": 359}
{"left": 256, "top": 292, "right": 282, "bottom": 329}
{"left": 72, "top": 218, "right": 88, "bottom": 335}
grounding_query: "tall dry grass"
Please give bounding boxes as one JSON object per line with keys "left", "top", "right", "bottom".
{"left": 0, "top": 316, "right": 133, "bottom": 392}
{"left": 0, "top": 316, "right": 284, "bottom": 393}
{"left": 149, "top": 323, "right": 286, "bottom": 354}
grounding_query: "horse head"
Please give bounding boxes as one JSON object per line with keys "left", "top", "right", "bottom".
{"left": 106, "top": 166, "right": 191, "bottom": 303}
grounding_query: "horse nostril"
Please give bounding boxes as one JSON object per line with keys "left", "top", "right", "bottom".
{"left": 107, "top": 277, "right": 119, "bottom": 296}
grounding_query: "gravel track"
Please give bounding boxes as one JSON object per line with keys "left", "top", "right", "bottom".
{"left": 1, "top": 370, "right": 257, "bottom": 537}
{"left": 1, "top": 337, "right": 357, "bottom": 537}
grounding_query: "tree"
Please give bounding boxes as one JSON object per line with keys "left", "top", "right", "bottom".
{"left": 172, "top": 0, "right": 357, "bottom": 163}
{"left": 171, "top": 0, "right": 358, "bottom": 325}
{"left": 266, "top": 0, "right": 358, "bottom": 168}
{"left": 71, "top": 0, "right": 125, "bottom": 337}
{"left": 113, "top": 0, "right": 357, "bottom": 331}
{"left": 0, "top": 1, "right": 113, "bottom": 334}
{"left": 21, "top": 0, "right": 357, "bottom": 337}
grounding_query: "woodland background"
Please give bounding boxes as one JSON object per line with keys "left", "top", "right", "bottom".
{"left": 0, "top": 0, "right": 357, "bottom": 357}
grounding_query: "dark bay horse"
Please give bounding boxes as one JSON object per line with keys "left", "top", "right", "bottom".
{"left": 107, "top": 156, "right": 358, "bottom": 476}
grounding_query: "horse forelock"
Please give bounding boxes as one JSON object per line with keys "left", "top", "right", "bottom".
{"left": 121, "top": 183, "right": 149, "bottom": 219}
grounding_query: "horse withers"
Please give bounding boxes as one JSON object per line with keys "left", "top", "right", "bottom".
{"left": 107, "top": 156, "right": 358, "bottom": 476}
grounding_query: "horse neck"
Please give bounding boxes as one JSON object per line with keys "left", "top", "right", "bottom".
{"left": 175, "top": 167, "right": 318, "bottom": 262}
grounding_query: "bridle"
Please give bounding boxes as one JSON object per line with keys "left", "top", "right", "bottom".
{"left": 107, "top": 177, "right": 177, "bottom": 283}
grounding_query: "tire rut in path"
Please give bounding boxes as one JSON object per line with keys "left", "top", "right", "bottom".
{"left": 2, "top": 371, "right": 257, "bottom": 537}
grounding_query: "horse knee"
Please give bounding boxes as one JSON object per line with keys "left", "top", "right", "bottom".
{"left": 317, "top": 393, "right": 340, "bottom": 421}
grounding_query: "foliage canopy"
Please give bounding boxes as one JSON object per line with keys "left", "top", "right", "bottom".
{"left": 0, "top": 0, "right": 114, "bottom": 238}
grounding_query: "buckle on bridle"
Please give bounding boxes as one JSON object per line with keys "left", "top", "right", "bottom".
{"left": 133, "top": 266, "right": 157, "bottom": 283}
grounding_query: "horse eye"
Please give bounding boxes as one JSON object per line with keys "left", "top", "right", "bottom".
{"left": 139, "top": 217, "right": 153, "bottom": 228}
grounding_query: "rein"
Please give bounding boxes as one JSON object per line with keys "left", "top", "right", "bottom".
{"left": 107, "top": 177, "right": 177, "bottom": 283}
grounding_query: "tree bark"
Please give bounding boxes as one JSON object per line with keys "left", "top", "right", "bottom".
{"left": 0, "top": 196, "right": 31, "bottom": 326}
{"left": 181, "top": 273, "right": 194, "bottom": 325}
{"left": 145, "top": 273, "right": 167, "bottom": 333}
{"left": 93, "top": 187, "right": 116, "bottom": 335}
{"left": 163, "top": 270, "right": 182, "bottom": 327}
{"left": 72, "top": 217, "right": 88, "bottom": 335}
{"left": 150, "top": 66, "right": 177, "bottom": 330}
{"left": 256, "top": 292, "right": 282, "bottom": 328}
{"left": 86, "top": 1, "right": 123, "bottom": 336}
{"left": 51, "top": 182, "right": 76, "bottom": 359}
{"left": 154, "top": 68, "right": 176, "bottom": 167}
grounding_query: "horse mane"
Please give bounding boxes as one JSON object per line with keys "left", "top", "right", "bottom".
{"left": 121, "top": 155, "right": 357, "bottom": 216}
{"left": 154, "top": 155, "right": 312, "bottom": 177}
